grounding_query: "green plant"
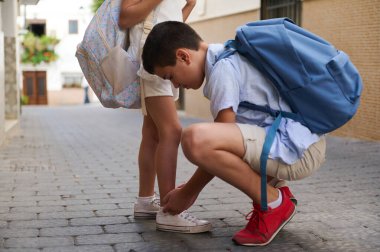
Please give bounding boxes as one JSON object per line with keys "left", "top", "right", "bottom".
{"left": 21, "top": 32, "right": 59, "bottom": 65}
{"left": 21, "top": 95, "right": 29, "bottom": 105}
{"left": 92, "top": 0, "right": 105, "bottom": 13}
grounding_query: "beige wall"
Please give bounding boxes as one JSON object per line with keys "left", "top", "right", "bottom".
{"left": 186, "top": 10, "right": 260, "bottom": 120}
{"left": 0, "top": 31, "right": 5, "bottom": 146}
{"left": 303, "top": 0, "right": 380, "bottom": 140}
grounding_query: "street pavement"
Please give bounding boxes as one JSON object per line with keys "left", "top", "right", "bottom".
{"left": 0, "top": 105, "right": 379, "bottom": 252}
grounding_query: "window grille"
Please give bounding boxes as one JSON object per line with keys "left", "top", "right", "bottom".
{"left": 261, "top": 0, "right": 302, "bottom": 25}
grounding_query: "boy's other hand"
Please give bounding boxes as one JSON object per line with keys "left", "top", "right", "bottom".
{"left": 162, "top": 185, "right": 197, "bottom": 215}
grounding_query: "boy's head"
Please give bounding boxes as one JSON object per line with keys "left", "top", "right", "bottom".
{"left": 142, "top": 21, "right": 207, "bottom": 90}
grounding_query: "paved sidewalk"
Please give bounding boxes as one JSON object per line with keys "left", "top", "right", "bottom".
{"left": 0, "top": 105, "right": 379, "bottom": 252}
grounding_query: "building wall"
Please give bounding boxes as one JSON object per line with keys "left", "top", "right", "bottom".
{"left": 0, "top": 31, "right": 5, "bottom": 145}
{"left": 20, "top": 0, "right": 93, "bottom": 91}
{"left": 4, "top": 36, "right": 19, "bottom": 120}
{"left": 1, "top": 0, "right": 21, "bottom": 146}
{"left": 302, "top": 0, "right": 380, "bottom": 140}
{"left": 186, "top": 10, "right": 260, "bottom": 119}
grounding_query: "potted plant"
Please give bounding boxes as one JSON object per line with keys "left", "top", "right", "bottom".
{"left": 21, "top": 32, "right": 60, "bottom": 65}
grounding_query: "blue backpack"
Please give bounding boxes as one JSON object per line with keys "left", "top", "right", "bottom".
{"left": 218, "top": 18, "right": 362, "bottom": 210}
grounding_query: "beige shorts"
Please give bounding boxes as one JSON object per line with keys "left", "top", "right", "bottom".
{"left": 140, "top": 74, "right": 179, "bottom": 116}
{"left": 236, "top": 123, "right": 326, "bottom": 181}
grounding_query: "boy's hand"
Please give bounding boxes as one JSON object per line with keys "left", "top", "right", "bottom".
{"left": 162, "top": 185, "right": 198, "bottom": 215}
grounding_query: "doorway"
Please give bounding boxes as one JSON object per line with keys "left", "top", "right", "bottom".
{"left": 22, "top": 71, "right": 48, "bottom": 105}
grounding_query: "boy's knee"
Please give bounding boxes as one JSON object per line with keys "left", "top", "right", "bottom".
{"left": 181, "top": 124, "right": 207, "bottom": 161}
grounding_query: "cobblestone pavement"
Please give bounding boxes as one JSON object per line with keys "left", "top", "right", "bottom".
{"left": 0, "top": 105, "right": 379, "bottom": 252}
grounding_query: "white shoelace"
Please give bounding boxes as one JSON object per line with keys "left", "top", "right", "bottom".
{"left": 180, "top": 211, "right": 198, "bottom": 223}
{"left": 151, "top": 197, "right": 160, "bottom": 207}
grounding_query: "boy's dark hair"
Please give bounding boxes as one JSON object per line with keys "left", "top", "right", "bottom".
{"left": 142, "top": 21, "right": 203, "bottom": 74}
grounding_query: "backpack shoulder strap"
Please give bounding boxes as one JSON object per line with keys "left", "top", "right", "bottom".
{"left": 136, "top": 11, "right": 154, "bottom": 58}
{"left": 239, "top": 101, "right": 299, "bottom": 121}
{"left": 259, "top": 113, "right": 282, "bottom": 211}
{"left": 215, "top": 40, "right": 237, "bottom": 63}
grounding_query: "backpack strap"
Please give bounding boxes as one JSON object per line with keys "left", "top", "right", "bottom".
{"left": 240, "top": 101, "right": 298, "bottom": 211}
{"left": 215, "top": 40, "right": 237, "bottom": 63}
{"left": 259, "top": 112, "right": 282, "bottom": 211}
{"left": 239, "top": 101, "right": 299, "bottom": 121}
{"left": 137, "top": 11, "right": 154, "bottom": 58}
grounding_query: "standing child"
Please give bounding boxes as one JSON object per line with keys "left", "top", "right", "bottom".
{"left": 118, "top": 0, "right": 211, "bottom": 233}
{"left": 141, "top": 21, "right": 326, "bottom": 245}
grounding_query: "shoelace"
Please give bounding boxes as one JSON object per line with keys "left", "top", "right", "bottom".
{"left": 180, "top": 211, "right": 197, "bottom": 223}
{"left": 148, "top": 192, "right": 160, "bottom": 207}
{"left": 245, "top": 206, "right": 267, "bottom": 233}
{"left": 151, "top": 197, "right": 160, "bottom": 207}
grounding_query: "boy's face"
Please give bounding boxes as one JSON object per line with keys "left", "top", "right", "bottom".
{"left": 154, "top": 48, "right": 205, "bottom": 90}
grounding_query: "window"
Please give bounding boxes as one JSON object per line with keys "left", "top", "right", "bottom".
{"left": 62, "top": 72, "right": 83, "bottom": 88}
{"left": 27, "top": 20, "right": 46, "bottom": 36}
{"left": 261, "top": 0, "right": 302, "bottom": 25}
{"left": 68, "top": 20, "right": 78, "bottom": 34}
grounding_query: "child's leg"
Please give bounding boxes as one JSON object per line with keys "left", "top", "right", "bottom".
{"left": 145, "top": 97, "right": 212, "bottom": 233}
{"left": 138, "top": 113, "right": 158, "bottom": 197}
{"left": 145, "top": 96, "right": 181, "bottom": 202}
{"left": 181, "top": 123, "right": 279, "bottom": 204}
{"left": 182, "top": 122, "right": 297, "bottom": 244}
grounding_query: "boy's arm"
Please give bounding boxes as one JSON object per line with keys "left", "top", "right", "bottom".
{"left": 162, "top": 168, "right": 213, "bottom": 215}
{"left": 162, "top": 108, "right": 236, "bottom": 214}
{"left": 182, "top": 0, "right": 197, "bottom": 22}
{"left": 214, "top": 107, "right": 236, "bottom": 123}
{"left": 118, "top": 0, "right": 162, "bottom": 29}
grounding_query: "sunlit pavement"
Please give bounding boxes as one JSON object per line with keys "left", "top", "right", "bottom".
{"left": 0, "top": 105, "right": 379, "bottom": 251}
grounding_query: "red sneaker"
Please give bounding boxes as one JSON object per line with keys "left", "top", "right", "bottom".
{"left": 232, "top": 188, "right": 296, "bottom": 246}
{"left": 280, "top": 186, "right": 297, "bottom": 206}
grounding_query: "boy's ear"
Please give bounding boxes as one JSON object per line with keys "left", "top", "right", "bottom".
{"left": 176, "top": 49, "right": 190, "bottom": 64}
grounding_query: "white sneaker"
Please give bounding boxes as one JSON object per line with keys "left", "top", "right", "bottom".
{"left": 156, "top": 208, "right": 212, "bottom": 233}
{"left": 133, "top": 196, "right": 160, "bottom": 219}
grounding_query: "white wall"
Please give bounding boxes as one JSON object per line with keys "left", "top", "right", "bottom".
{"left": 19, "top": 0, "right": 93, "bottom": 91}
{"left": 2, "top": 0, "right": 18, "bottom": 37}
{"left": 187, "top": 0, "right": 260, "bottom": 23}
{"left": 0, "top": 1, "right": 2, "bottom": 30}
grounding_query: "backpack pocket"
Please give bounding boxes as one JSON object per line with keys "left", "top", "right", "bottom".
{"left": 326, "top": 51, "right": 362, "bottom": 104}
{"left": 101, "top": 45, "right": 139, "bottom": 96}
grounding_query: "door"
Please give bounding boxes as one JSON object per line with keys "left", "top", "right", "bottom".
{"left": 23, "top": 71, "right": 48, "bottom": 105}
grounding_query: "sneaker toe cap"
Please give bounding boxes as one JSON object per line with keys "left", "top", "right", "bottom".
{"left": 233, "top": 229, "right": 267, "bottom": 245}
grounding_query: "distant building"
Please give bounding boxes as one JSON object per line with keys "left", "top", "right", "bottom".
{"left": 18, "top": 0, "right": 94, "bottom": 106}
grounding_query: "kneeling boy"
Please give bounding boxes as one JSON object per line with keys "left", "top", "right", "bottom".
{"left": 142, "top": 21, "right": 326, "bottom": 246}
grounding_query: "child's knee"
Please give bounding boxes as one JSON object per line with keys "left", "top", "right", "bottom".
{"left": 158, "top": 122, "right": 182, "bottom": 144}
{"left": 170, "top": 124, "right": 182, "bottom": 144}
{"left": 181, "top": 124, "right": 207, "bottom": 161}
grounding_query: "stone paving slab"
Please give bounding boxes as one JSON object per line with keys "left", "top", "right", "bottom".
{"left": 0, "top": 105, "right": 379, "bottom": 251}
